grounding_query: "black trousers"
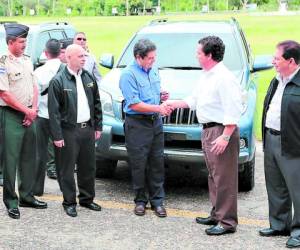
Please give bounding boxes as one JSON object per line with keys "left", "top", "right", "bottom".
{"left": 124, "top": 116, "right": 165, "bottom": 207}
{"left": 54, "top": 124, "right": 96, "bottom": 207}
{"left": 34, "top": 117, "right": 51, "bottom": 195}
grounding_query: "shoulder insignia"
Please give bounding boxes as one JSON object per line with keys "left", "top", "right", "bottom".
{"left": 0, "top": 55, "right": 7, "bottom": 64}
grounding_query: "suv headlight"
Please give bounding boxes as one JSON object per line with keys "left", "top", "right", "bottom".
{"left": 99, "top": 89, "right": 114, "bottom": 117}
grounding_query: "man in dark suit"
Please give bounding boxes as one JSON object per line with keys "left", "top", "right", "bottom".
{"left": 259, "top": 40, "right": 300, "bottom": 249}
{"left": 48, "top": 44, "right": 102, "bottom": 217}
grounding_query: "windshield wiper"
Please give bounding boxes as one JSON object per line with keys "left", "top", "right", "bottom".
{"left": 159, "top": 66, "right": 202, "bottom": 70}
{"left": 117, "top": 65, "right": 127, "bottom": 68}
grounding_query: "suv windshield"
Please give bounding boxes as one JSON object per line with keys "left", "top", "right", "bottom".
{"left": 0, "top": 32, "right": 6, "bottom": 55}
{"left": 118, "top": 33, "right": 243, "bottom": 71}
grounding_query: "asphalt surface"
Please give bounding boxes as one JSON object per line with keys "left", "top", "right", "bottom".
{"left": 0, "top": 142, "right": 290, "bottom": 250}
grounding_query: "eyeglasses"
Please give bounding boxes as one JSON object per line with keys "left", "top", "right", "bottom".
{"left": 76, "top": 37, "right": 86, "bottom": 41}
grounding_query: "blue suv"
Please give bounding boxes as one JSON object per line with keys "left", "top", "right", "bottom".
{"left": 97, "top": 18, "right": 272, "bottom": 191}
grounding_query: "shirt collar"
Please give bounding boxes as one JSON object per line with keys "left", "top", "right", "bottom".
{"left": 8, "top": 51, "right": 22, "bottom": 62}
{"left": 276, "top": 67, "right": 300, "bottom": 84}
{"left": 67, "top": 66, "right": 82, "bottom": 77}
{"left": 206, "top": 61, "right": 224, "bottom": 74}
{"left": 133, "top": 60, "right": 151, "bottom": 73}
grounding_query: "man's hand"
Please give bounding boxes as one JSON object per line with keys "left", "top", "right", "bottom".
{"left": 54, "top": 140, "right": 65, "bottom": 148}
{"left": 159, "top": 102, "right": 173, "bottom": 116}
{"left": 160, "top": 90, "right": 170, "bottom": 102}
{"left": 22, "top": 117, "right": 33, "bottom": 127}
{"left": 25, "top": 107, "right": 38, "bottom": 122}
{"left": 210, "top": 136, "right": 229, "bottom": 155}
{"left": 95, "top": 131, "right": 101, "bottom": 140}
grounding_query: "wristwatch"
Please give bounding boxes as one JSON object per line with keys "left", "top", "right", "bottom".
{"left": 222, "top": 135, "right": 231, "bottom": 142}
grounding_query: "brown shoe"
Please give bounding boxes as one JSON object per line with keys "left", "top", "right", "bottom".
{"left": 134, "top": 204, "right": 145, "bottom": 216}
{"left": 152, "top": 205, "right": 167, "bottom": 217}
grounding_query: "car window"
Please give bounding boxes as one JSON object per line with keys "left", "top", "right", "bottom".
{"left": 49, "top": 30, "right": 65, "bottom": 40}
{"left": 0, "top": 32, "right": 7, "bottom": 55}
{"left": 118, "top": 33, "right": 243, "bottom": 71}
{"left": 35, "top": 32, "right": 51, "bottom": 61}
{"left": 64, "top": 29, "right": 76, "bottom": 39}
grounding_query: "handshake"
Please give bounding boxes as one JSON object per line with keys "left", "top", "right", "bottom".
{"left": 158, "top": 100, "right": 177, "bottom": 116}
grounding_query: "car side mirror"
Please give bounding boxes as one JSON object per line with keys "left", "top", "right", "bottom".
{"left": 99, "top": 53, "right": 114, "bottom": 69}
{"left": 252, "top": 55, "right": 273, "bottom": 72}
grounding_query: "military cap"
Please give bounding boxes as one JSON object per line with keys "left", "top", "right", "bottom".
{"left": 4, "top": 23, "right": 29, "bottom": 38}
{"left": 59, "top": 38, "right": 73, "bottom": 49}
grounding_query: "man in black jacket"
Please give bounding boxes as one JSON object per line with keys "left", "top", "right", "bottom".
{"left": 259, "top": 40, "right": 300, "bottom": 249}
{"left": 48, "top": 44, "right": 102, "bottom": 217}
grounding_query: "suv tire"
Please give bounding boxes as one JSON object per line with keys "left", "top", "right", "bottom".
{"left": 96, "top": 158, "right": 117, "bottom": 178}
{"left": 238, "top": 155, "right": 255, "bottom": 192}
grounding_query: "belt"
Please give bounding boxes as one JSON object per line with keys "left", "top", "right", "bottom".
{"left": 202, "top": 122, "right": 222, "bottom": 129}
{"left": 266, "top": 127, "right": 281, "bottom": 136}
{"left": 76, "top": 120, "right": 90, "bottom": 129}
{"left": 0, "top": 106, "right": 30, "bottom": 116}
{"left": 126, "top": 113, "right": 159, "bottom": 121}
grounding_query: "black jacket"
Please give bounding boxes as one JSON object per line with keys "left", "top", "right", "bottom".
{"left": 262, "top": 69, "right": 300, "bottom": 157}
{"left": 48, "top": 65, "right": 102, "bottom": 141}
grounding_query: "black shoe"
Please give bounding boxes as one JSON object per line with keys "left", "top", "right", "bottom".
{"left": 259, "top": 228, "right": 290, "bottom": 237}
{"left": 286, "top": 236, "right": 300, "bottom": 248}
{"left": 7, "top": 208, "right": 20, "bottom": 219}
{"left": 19, "top": 198, "right": 47, "bottom": 209}
{"left": 196, "top": 216, "right": 218, "bottom": 225}
{"left": 151, "top": 205, "right": 167, "bottom": 218}
{"left": 47, "top": 169, "right": 57, "bottom": 179}
{"left": 134, "top": 204, "right": 146, "bottom": 216}
{"left": 64, "top": 205, "right": 77, "bottom": 217}
{"left": 80, "top": 202, "right": 101, "bottom": 211}
{"left": 205, "top": 224, "right": 236, "bottom": 236}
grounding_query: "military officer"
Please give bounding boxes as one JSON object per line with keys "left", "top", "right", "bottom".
{"left": 0, "top": 23, "right": 47, "bottom": 219}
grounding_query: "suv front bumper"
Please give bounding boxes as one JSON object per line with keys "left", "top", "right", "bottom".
{"left": 95, "top": 125, "right": 252, "bottom": 166}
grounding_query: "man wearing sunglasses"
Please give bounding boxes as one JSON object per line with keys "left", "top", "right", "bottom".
{"left": 73, "top": 32, "right": 101, "bottom": 88}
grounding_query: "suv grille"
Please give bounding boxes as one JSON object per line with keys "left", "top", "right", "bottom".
{"left": 121, "top": 103, "right": 198, "bottom": 125}
{"left": 163, "top": 108, "right": 198, "bottom": 125}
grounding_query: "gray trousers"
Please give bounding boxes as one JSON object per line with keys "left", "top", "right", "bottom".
{"left": 202, "top": 125, "right": 239, "bottom": 229}
{"left": 264, "top": 129, "right": 300, "bottom": 237}
{"left": 124, "top": 116, "right": 165, "bottom": 207}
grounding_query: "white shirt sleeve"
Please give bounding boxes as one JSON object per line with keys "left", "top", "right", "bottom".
{"left": 218, "top": 75, "right": 242, "bottom": 125}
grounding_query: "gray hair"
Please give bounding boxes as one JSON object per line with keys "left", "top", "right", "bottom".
{"left": 133, "top": 39, "right": 156, "bottom": 59}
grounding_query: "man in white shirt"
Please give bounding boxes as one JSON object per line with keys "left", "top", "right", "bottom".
{"left": 166, "top": 36, "right": 242, "bottom": 235}
{"left": 33, "top": 39, "right": 62, "bottom": 196}
{"left": 259, "top": 40, "right": 300, "bottom": 249}
{"left": 73, "top": 32, "right": 101, "bottom": 88}
{"left": 48, "top": 44, "right": 102, "bottom": 217}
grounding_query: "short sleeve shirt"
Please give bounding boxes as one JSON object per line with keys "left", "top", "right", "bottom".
{"left": 0, "top": 52, "right": 36, "bottom": 107}
{"left": 119, "top": 60, "right": 161, "bottom": 115}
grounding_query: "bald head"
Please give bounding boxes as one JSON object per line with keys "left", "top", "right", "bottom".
{"left": 65, "top": 44, "right": 86, "bottom": 72}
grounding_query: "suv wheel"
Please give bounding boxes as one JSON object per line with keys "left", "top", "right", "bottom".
{"left": 96, "top": 158, "right": 117, "bottom": 178}
{"left": 238, "top": 155, "right": 255, "bottom": 192}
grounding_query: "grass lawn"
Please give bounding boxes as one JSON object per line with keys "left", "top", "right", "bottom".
{"left": 3, "top": 13, "right": 300, "bottom": 139}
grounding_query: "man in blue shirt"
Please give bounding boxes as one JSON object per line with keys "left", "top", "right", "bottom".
{"left": 119, "top": 39, "right": 171, "bottom": 217}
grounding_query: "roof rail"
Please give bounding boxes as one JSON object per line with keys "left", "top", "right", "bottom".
{"left": 39, "top": 22, "right": 70, "bottom": 27}
{"left": 0, "top": 21, "right": 17, "bottom": 25}
{"left": 148, "top": 19, "right": 168, "bottom": 26}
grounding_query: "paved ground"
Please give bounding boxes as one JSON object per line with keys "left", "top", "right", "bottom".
{"left": 0, "top": 142, "right": 290, "bottom": 249}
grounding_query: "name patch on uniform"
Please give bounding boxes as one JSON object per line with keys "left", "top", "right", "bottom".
{"left": 87, "top": 82, "right": 94, "bottom": 88}
{"left": 63, "top": 88, "right": 72, "bottom": 91}
{"left": 0, "top": 67, "right": 6, "bottom": 75}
